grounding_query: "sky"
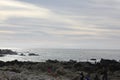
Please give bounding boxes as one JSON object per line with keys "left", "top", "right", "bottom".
{"left": 0, "top": 0, "right": 120, "bottom": 49}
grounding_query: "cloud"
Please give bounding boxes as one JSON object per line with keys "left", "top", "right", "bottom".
{"left": 0, "top": 30, "right": 15, "bottom": 34}
{"left": 0, "top": 0, "right": 81, "bottom": 27}
{"left": 0, "top": 0, "right": 120, "bottom": 49}
{"left": 0, "top": 0, "right": 53, "bottom": 22}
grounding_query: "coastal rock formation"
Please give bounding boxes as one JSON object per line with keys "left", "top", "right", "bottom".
{"left": 0, "top": 59, "right": 119, "bottom": 80}
{"left": 0, "top": 49, "right": 17, "bottom": 56}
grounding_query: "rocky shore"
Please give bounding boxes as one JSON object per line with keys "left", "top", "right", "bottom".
{"left": 0, "top": 49, "right": 120, "bottom": 80}
{"left": 0, "top": 59, "right": 119, "bottom": 80}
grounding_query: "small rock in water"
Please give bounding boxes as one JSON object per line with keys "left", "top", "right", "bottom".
{"left": 20, "top": 53, "right": 26, "bottom": 56}
{"left": 28, "top": 53, "right": 39, "bottom": 56}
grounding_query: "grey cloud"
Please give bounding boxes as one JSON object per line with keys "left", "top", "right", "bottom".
{"left": 0, "top": 0, "right": 120, "bottom": 49}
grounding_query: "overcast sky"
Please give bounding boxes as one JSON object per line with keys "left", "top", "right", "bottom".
{"left": 0, "top": 0, "right": 120, "bottom": 49}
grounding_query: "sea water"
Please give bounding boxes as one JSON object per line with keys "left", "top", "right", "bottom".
{"left": 0, "top": 49, "right": 120, "bottom": 62}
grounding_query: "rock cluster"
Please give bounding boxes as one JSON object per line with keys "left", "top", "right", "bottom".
{"left": 0, "top": 59, "right": 119, "bottom": 80}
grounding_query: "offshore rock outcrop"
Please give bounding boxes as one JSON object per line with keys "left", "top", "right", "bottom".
{"left": 28, "top": 53, "right": 39, "bottom": 56}
{"left": 0, "top": 49, "right": 17, "bottom": 55}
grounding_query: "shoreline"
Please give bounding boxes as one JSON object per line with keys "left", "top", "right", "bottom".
{"left": 1, "top": 49, "right": 120, "bottom": 62}
{"left": 0, "top": 59, "right": 119, "bottom": 80}
{"left": 0, "top": 49, "right": 120, "bottom": 79}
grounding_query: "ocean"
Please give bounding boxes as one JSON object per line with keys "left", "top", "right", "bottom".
{"left": 0, "top": 49, "right": 120, "bottom": 62}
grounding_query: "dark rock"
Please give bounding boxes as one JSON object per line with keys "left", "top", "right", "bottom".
{"left": 0, "top": 49, "right": 17, "bottom": 55}
{"left": 28, "top": 53, "right": 39, "bottom": 56}
{"left": 46, "top": 59, "right": 59, "bottom": 63}
{"left": 20, "top": 53, "right": 25, "bottom": 56}
{"left": 0, "top": 54, "right": 5, "bottom": 57}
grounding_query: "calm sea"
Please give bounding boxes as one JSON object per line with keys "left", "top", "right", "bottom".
{"left": 0, "top": 49, "right": 120, "bottom": 62}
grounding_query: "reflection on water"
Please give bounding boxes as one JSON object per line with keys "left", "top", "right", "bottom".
{"left": 0, "top": 49, "right": 120, "bottom": 62}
